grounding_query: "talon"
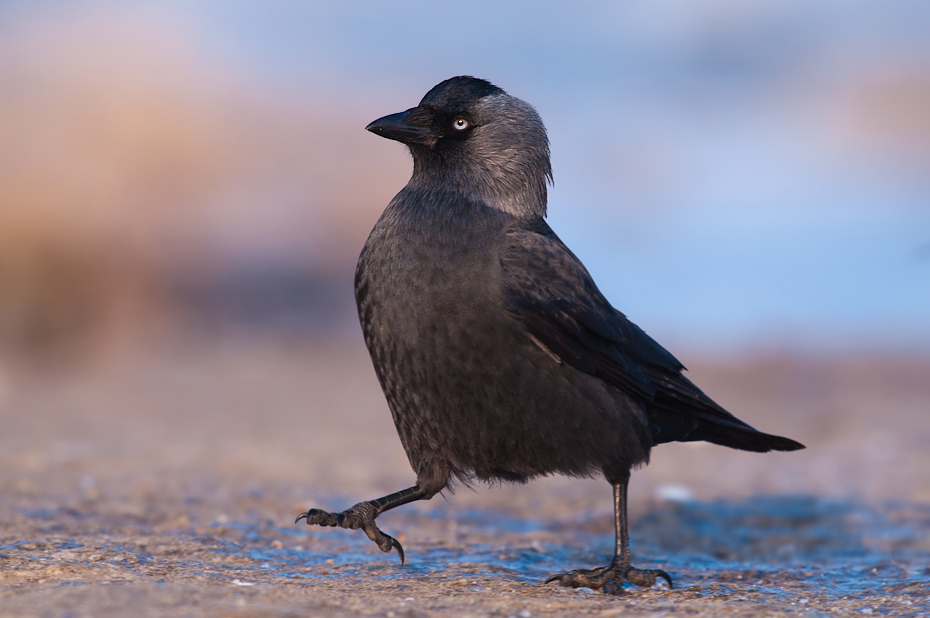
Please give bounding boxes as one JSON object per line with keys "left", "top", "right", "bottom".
{"left": 625, "top": 567, "right": 674, "bottom": 589}
{"left": 543, "top": 567, "right": 615, "bottom": 590}
{"left": 295, "top": 508, "right": 341, "bottom": 528}
{"left": 658, "top": 569, "right": 673, "bottom": 589}
{"left": 391, "top": 536, "right": 405, "bottom": 565}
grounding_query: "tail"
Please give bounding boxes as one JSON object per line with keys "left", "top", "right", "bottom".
{"left": 648, "top": 407, "right": 805, "bottom": 453}
{"left": 705, "top": 427, "right": 805, "bottom": 453}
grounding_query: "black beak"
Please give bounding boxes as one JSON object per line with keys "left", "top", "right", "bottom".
{"left": 366, "top": 108, "right": 433, "bottom": 145}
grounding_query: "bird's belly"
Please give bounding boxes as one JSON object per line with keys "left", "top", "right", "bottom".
{"left": 366, "top": 298, "right": 647, "bottom": 481}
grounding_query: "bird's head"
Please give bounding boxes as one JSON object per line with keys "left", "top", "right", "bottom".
{"left": 366, "top": 76, "right": 552, "bottom": 218}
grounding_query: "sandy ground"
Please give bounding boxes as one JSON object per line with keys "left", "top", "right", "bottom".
{"left": 1, "top": 339, "right": 929, "bottom": 616}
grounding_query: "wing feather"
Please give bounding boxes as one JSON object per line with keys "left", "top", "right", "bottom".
{"left": 499, "top": 220, "right": 803, "bottom": 453}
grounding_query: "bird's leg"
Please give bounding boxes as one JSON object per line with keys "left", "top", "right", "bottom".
{"left": 607, "top": 477, "right": 673, "bottom": 594}
{"left": 296, "top": 484, "right": 428, "bottom": 565}
{"left": 546, "top": 475, "right": 673, "bottom": 594}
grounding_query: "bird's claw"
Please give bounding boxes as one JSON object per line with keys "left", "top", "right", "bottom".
{"left": 545, "top": 566, "right": 616, "bottom": 592}
{"left": 371, "top": 531, "right": 404, "bottom": 565}
{"left": 295, "top": 508, "right": 339, "bottom": 527}
{"left": 357, "top": 515, "right": 406, "bottom": 565}
{"left": 295, "top": 503, "right": 406, "bottom": 565}
{"left": 625, "top": 567, "right": 673, "bottom": 589}
{"left": 545, "top": 564, "right": 673, "bottom": 594}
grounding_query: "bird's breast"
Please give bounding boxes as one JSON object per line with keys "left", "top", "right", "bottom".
{"left": 356, "top": 192, "right": 511, "bottom": 352}
{"left": 357, "top": 230, "right": 502, "bottom": 354}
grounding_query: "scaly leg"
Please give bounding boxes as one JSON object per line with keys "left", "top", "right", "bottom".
{"left": 546, "top": 475, "right": 672, "bottom": 594}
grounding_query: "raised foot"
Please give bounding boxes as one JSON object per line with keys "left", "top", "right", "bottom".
{"left": 545, "top": 564, "right": 672, "bottom": 594}
{"left": 295, "top": 502, "right": 405, "bottom": 565}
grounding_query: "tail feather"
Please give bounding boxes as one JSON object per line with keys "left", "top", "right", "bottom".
{"left": 707, "top": 428, "right": 805, "bottom": 453}
{"left": 649, "top": 408, "right": 805, "bottom": 452}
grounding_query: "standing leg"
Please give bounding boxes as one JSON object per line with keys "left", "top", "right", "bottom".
{"left": 606, "top": 477, "right": 673, "bottom": 593}
{"left": 546, "top": 473, "right": 673, "bottom": 593}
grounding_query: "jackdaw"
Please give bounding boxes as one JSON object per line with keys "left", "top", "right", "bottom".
{"left": 297, "top": 76, "right": 804, "bottom": 593}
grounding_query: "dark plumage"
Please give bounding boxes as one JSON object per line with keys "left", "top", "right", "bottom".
{"left": 297, "top": 76, "right": 804, "bottom": 593}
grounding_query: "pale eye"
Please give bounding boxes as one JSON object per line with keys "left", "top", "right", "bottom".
{"left": 452, "top": 118, "right": 469, "bottom": 131}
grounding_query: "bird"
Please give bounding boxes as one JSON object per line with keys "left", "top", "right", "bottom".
{"left": 296, "top": 76, "right": 805, "bottom": 594}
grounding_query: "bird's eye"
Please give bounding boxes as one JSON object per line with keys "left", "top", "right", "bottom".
{"left": 452, "top": 118, "right": 469, "bottom": 131}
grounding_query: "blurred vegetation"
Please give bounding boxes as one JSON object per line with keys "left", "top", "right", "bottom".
{"left": 1, "top": 4, "right": 927, "bottom": 360}
{"left": 0, "top": 11, "right": 405, "bottom": 359}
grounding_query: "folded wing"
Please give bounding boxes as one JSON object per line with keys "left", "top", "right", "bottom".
{"left": 500, "top": 220, "right": 804, "bottom": 453}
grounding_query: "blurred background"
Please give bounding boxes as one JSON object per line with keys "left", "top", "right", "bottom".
{"left": 1, "top": 4, "right": 929, "bottom": 611}
{"left": 1, "top": 0, "right": 927, "bottom": 360}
